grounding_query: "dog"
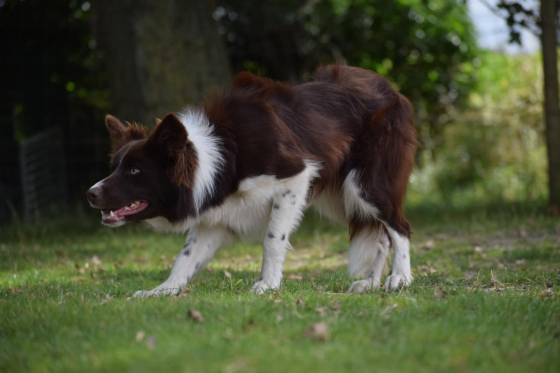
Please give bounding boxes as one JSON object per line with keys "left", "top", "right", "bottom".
{"left": 86, "top": 64, "right": 417, "bottom": 297}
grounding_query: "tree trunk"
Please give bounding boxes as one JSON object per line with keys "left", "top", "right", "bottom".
{"left": 541, "top": 0, "right": 560, "bottom": 213}
{"left": 91, "top": 0, "right": 231, "bottom": 125}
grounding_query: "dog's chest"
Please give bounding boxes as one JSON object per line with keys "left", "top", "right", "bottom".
{"left": 198, "top": 174, "right": 289, "bottom": 238}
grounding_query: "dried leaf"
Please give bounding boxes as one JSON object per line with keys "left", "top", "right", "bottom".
{"left": 8, "top": 287, "right": 20, "bottom": 294}
{"left": 424, "top": 240, "right": 434, "bottom": 250}
{"left": 315, "top": 307, "right": 327, "bottom": 316}
{"left": 473, "top": 246, "right": 482, "bottom": 253}
{"left": 224, "top": 270, "right": 232, "bottom": 279}
{"left": 303, "top": 322, "right": 330, "bottom": 342}
{"left": 296, "top": 294, "right": 305, "bottom": 307}
{"left": 514, "top": 259, "right": 526, "bottom": 265}
{"left": 287, "top": 273, "right": 303, "bottom": 281}
{"left": 146, "top": 335, "right": 157, "bottom": 349}
{"left": 490, "top": 270, "right": 503, "bottom": 287}
{"left": 91, "top": 255, "right": 102, "bottom": 266}
{"left": 518, "top": 226, "right": 528, "bottom": 238}
{"left": 188, "top": 309, "right": 204, "bottom": 323}
{"left": 135, "top": 330, "right": 145, "bottom": 341}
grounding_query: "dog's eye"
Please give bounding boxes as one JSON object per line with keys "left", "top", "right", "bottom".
{"left": 130, "top": 168, "right": 140, "bottom": 175}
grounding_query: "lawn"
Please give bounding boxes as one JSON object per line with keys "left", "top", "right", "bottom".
{"left": 1, "top": 202, "right": 559, "bottom": 372}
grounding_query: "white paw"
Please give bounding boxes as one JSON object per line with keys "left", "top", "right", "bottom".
{"left": 384, "top": 274, "right": 412, "bottom": 291}
{"left": 249, "top": 281, "right": 273, "bottom": 295}
{"left": 348, "top": 279, "right": 380, "bottom": 293}
{"left": 133, "top": 284, "right": 181, "bottom": 298}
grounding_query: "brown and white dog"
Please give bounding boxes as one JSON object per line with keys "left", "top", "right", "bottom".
{"left": 86, "top": 64, "right": 417, "bottom": 297}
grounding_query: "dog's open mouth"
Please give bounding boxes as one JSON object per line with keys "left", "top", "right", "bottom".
{"left": 101, "top": 200, "right": 149, "bottom": 225}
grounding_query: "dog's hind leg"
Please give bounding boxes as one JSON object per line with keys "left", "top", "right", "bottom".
{"left": 133, "top": 225, "right": 234, "bottom": 298}
{"left": 383, "top": 226, "right": 412, "bottom": 290}
{"left": 250, "top": 164, "right": 318, "bottom": 295}
{"left": 347, "top": 224, "right": 390, "bottom": 293}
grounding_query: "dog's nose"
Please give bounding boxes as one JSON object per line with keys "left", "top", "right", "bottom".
{"left": 86, "top": 187, "right": 101, "bottom": 203}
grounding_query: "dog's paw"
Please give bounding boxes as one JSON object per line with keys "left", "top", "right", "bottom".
{"left": 348, "top": 278, "right": 380, "bottom": 294}
{"left": 249, "top": 281, "right": 273, "bottom": 295}
{"left": 133, "top": 285, "right": 181, "bottom": 298}
{"left": 384, "top": 274, "right": 412, "bottom": 291}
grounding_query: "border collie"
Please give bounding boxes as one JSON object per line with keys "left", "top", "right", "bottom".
{"left": 86, "top": 65, "right": 417, "bottom": 297}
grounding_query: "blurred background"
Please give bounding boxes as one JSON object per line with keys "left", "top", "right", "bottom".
{"left": 0, "top": 0, "right": 558, "bottom": 225}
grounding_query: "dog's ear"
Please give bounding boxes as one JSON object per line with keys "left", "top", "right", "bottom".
{"left": 145, "top": 113, "right": 187, "bottom": 154}
{"left": 106, "top": 115, "right": 147, "bottom": 155}
{"left": 145, "top": 113, "right": 197, "bottom": 187}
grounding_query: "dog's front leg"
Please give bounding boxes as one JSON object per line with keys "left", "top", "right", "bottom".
{"left": 133, "top": 226, "right": 234, "bottom": 298}
{"left": 250, "top": 187, "right": 309, "bottom": 295}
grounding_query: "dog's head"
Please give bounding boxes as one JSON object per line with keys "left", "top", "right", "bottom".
{"left": 86, "top": 114, "right": 197, "bottom": 227}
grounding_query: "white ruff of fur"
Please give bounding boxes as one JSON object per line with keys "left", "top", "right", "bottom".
{"left": 342, "top": 170, "right": 380, "bottom": 220}
{"left": 178, "top": 108, "right": 225, "bottom": 214}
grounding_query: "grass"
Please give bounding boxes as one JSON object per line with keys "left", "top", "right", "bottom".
{"left": 1, "top": 201, "right": 560, "bottom": 372}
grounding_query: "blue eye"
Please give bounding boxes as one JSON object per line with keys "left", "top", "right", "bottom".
{"left": 130, "top": 168, "right": 140, "bottom": 175}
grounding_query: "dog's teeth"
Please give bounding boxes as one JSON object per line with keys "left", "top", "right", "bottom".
{"left": 125, "top": 206, "right": 130, "bottom": 210}
{"left": 110, "top": 211, "right": 115, "bottom": 217}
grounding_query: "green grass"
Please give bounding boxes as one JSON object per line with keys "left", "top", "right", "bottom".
{"left": 1, "top": 202, "right": 560, "bottom": 372}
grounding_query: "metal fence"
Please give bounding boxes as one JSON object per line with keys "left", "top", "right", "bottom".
{"left": 19, "top": 126, "right": 67, "bottom": 223}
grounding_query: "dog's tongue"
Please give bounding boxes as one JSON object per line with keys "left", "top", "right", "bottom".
{"left": 102, "top": 201, "right": 148, "bottom": 224}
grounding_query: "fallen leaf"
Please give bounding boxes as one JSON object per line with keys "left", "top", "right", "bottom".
{"left": 136, "top": 330, "right": 145, "bottom": 341}
{"left": 146, "top": 335, "right": 157, "bottom": 349}
{"left": 181, "top": 288, "right": 189, "bottom": 297}
{"left": 490, "top": 270, "right": 503, "bottom": 287}
{"left": 224, "top": 270, "right": 232, "bottom": 279}
{"left": 296, "top": 294, "right": 305, "bottom": 307}
{"left": 315, "top": 307, "right": 327, "bottom": 316}
{"left": 287, "top": 273, "right": 303, "bottom": 281}
{"left": 8, "top": 288, "right": 20, "bottom": 294}
{"left": 303, "top": 322, "right": 330, "bottom": 342}
{"left": 473, "top": 246, "right": 482, "bottom": 253}
{"left": 188, "top": 309, "right": 204, "bottom": 323}
{"left": 242, "top": 319, "right": 254, "bottom": 331}
{"left": 91, "top": 255, "right": 102, "bottom": 266}
{"left": 434, "top": 288, "right": 448, "bottom": 299}
{"left": 518, "top": 226, "right": 528, "bottom": 238}
{"left": 424, "top": 240, "right": 434, "bottom": 250}
{"left": 514, "top": 259, "right": 526, "bottom": 265}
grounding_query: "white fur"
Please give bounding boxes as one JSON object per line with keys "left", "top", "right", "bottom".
{"left": 347, "top": 226, "right": 381, "bottom": 278}
{"left": 348, "top": 229, "right": 390, "bottom": 293}
{"left": 134, "top": 226, "right": 234, "bottom": 297}
{"left": 312, "top": 183, "right": 347, "bottom": 225}
{"left": 342, "top": 170, "right": 380, "bottom": 220}
{"left": 178, "top": 108, "right": 225, "bottom": 214}
{"left": 91, "top": 179, "right": 105, "bottom": 189}
{"left": 250, "top": 162, "right": 320, "bottom": 293}
{"left": 384, "top": 226, "right": 412, "bottom": 290}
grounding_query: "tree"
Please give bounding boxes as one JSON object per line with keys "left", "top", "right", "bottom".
{"left": 541, "top": 0, "right": 560, "bottom": 212}
{"left": 481, "top": 0, "right": 560, "bottom": 212}
{"left": 91, "top": 0, "right": 232, "bottom": 125}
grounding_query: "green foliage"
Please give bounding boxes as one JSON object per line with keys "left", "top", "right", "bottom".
{"left": 217, "top": 0, "right": 478, "bottom": 147}
{"left": 408, "top": 51, "right": 548, "bottom": 205}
